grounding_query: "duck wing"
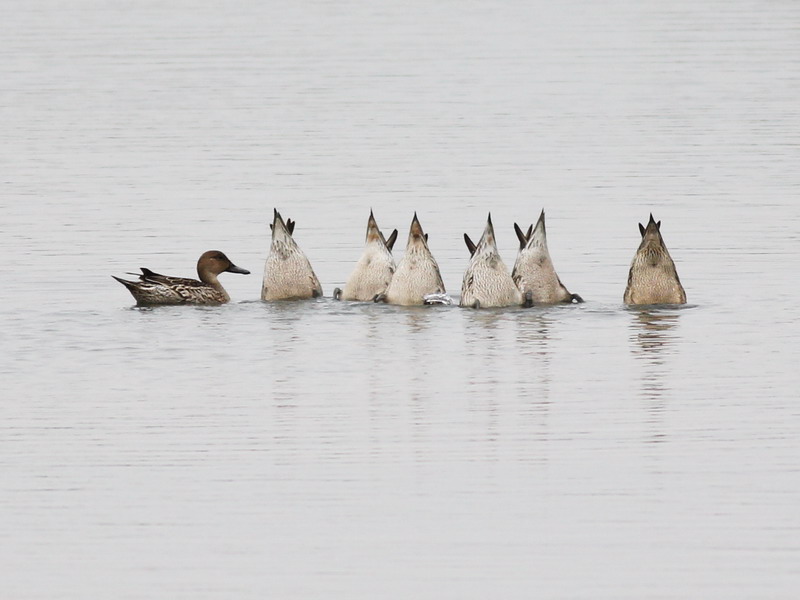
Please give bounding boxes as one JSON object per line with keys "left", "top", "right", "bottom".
{"left": 138, "top": 268, "right": 206, "bottom": 289}
{"left": 117, "top": 269, "right": 215, "bottom": 304}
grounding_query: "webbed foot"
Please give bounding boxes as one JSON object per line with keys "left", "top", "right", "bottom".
{"left": 523, "top": 290, "right": 534, "bottom": 308}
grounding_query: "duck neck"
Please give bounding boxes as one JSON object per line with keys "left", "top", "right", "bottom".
{"left": 198, "top": 269, "right": 230, "bottom": 301}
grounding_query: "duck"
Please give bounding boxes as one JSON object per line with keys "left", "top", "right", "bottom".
{"left": 261, "top": 209, "right": 323, "bottom": 301}
{"left": 380, "top": 212, "right": 446, "bottom": 305}
{"left": 624, "top": 214, "right": 686, "bottom": 305}
{"left": 334, "top": 210, "right": 398, "bottom": 301}
{"left": 113, "top": 250, "right": 250, "bottom": 305}
{"left": 511, "top": 210, "right": 583, "bottom": 304}
{"left": 460, "top": 214, "right": 524, "bottom": 308}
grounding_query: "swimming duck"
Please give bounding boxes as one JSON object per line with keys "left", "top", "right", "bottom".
{"left": 261, "top": 209, "right": 323, "bottom": 301}
{"left": 334, "top": 210, "right": 398, "bottom": 301}
{"left": 113, "top": 250, "right": 250, "bottom": 305}
{"left": 624, "top": 214, "right": 686, "bottom": 305}
{"left": 511, "top": 210, "right": 583, "bottom": 304}
{"left": 461, "top": 214, "right": 523, "bottom": 308}
{"left": 381, "top": 213, "right": 445, "bottom": 305}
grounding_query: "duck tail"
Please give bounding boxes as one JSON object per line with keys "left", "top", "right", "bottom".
{"left": 112, "top": 275, "right": 138, "bottom": 290}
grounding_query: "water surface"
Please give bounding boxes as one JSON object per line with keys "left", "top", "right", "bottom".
{"left": 2, "top": 1, "right": 799, "bottom": 598}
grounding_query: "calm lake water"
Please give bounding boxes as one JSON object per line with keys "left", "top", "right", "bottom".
{"left": 2, "top": 1, "right": 799, "bottom": 598}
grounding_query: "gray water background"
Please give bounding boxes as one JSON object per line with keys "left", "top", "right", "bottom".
{"left": 2, "top": 1, "right": 799, "bottom": 598}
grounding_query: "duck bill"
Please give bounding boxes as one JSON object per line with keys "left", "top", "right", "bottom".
{"left": 227, "top": 264, "right": 250, "bottom": 275}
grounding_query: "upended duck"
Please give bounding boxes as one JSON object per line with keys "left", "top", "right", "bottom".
{"left": 512, "top": 210, "right": 583, "bottom": 304}
{"left": 379, "top": 213, "right": 446, "bottom": 305}
{"left": 113, "top": 250, "right": 250, "bottom": 305}
{"left": 624, "top": 214, "right": 686, "bottom": 305}
{"left": 261, "top": 209, "right": 323, "bottom": 301}
{"left": 334, "top": 210, "right": 398, "bottom": 301}
{"left": 461, "top": 214, "right": 524, "bottom": 308}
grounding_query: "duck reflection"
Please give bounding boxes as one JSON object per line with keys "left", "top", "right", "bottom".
{"left": 403, "top": 305, "right": 436, "bottom": 333}
{"left": 513, "top": 310, "right": 553, "bottom": 464}
{"left": 460, "top": 310, "right": 506, "bottom": 461}
{"left": 631, "top": 309, "right": 680, "bottom": 361}
{"left": 514, "top": 310, "right": 553, "bottom": 359}
{"left": 629, "top": 308, "right": 681, "bottom": 444}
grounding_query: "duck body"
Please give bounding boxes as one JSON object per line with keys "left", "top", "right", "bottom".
{"left": 339, "top": 210, "right": 398, "bottom": 301}
{"left": 460, "top": 214, "right": 522, "bottom": 308}
{"left": 113, "top": 250, "right": 250, "bottom": 306}
{"left": 512, "top": 210, "right": 582, "bottom": 304}
{"left": 261, "top": 209, "right": 323, "bottom": 301}
{"left": 383, "top": 213, "right": 445, "bottom": 305}
{"left": 624, "top": 214, "right": 686, "bottom": 305}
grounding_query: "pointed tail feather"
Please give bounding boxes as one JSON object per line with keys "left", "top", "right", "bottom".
{"left": 112, "top": 275, "right": 138, "bottom": 290}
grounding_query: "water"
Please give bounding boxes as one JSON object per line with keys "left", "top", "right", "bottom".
{"left": 2, "top": 1, "right": 799, "bottom": 598}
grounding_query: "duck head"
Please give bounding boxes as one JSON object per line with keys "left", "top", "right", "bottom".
{"left": 196, "top": 250, "right": 250, "bottom": 282}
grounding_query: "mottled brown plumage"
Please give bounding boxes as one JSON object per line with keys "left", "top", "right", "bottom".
{"left": 261, "top": 209, "right": 323, "bottom": 301}
{"left": 460, "top": 214, "right": 522, "bottom": 308}
{"left": 383, "top": 213, "right": 445, "bottom": 305}
{"left": 512, "top": 210, "right": 582, "bottom": 304}
{"left": 113, "top": 250, "right": 250, "bottom": 305}
{"left": 624, "top": 214, "right": 686, "bottom": 305}
{"left": 337, "top": 210, "right": 397, "bottom": 301}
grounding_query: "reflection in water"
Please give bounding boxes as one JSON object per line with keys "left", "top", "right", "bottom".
{"left": 629, "top": 309, "right": 682, "bottom": 444}
{"left": 513, "top": 310, "right": 554, "bottom": 465}
{"left": 462, "top": 310, "right": 504, "bottom": 461}
{"left": 402, "top": 306, "right": 437, "bottom": 334}
{"left": 517, "top": 309, "right": 553, "bottom": 404}
{"left": 631, "top": 310, "right": 680, "bottom": 363}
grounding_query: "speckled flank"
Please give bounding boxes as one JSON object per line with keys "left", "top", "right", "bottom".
{"left": 341, "top": 210, "right": 396, "bottom": 301}
{"left": 512, "top": 210, "right": 576, "bottom": 304}
{"left": 113, "top": 250, "right": 250, "bottom": 306}
{"left": 624, "top": 215, "right": 687, "bottom": 305}
{"left": 262, "top": 210, "right": 323, "bottom": 301}
{"left": 384, "top": 213, "right": 445, "bottom": 305}
{"left": 460, "top": 215, "right": 522, "bottom": 308}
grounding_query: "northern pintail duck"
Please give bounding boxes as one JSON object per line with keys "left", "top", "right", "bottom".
{"left": 334, "top": 210, "right": 398, "bottom": 301}
{"left": 261, "top": 209, "right": 323, "bottom": 301}
{"left": 380, "top": 212, "right": 446, "bottom": 305}
{"left": 512, "top": 210, "right": 583, "bottom": 304}
{"left": 113, "top": 250, "right": 250, "bottom": 305}
{"left": 624, "top": 214, "right": 686, "bottom": 305}
{"left": 461, "top": 214, "right": 523, "bottom": 308}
